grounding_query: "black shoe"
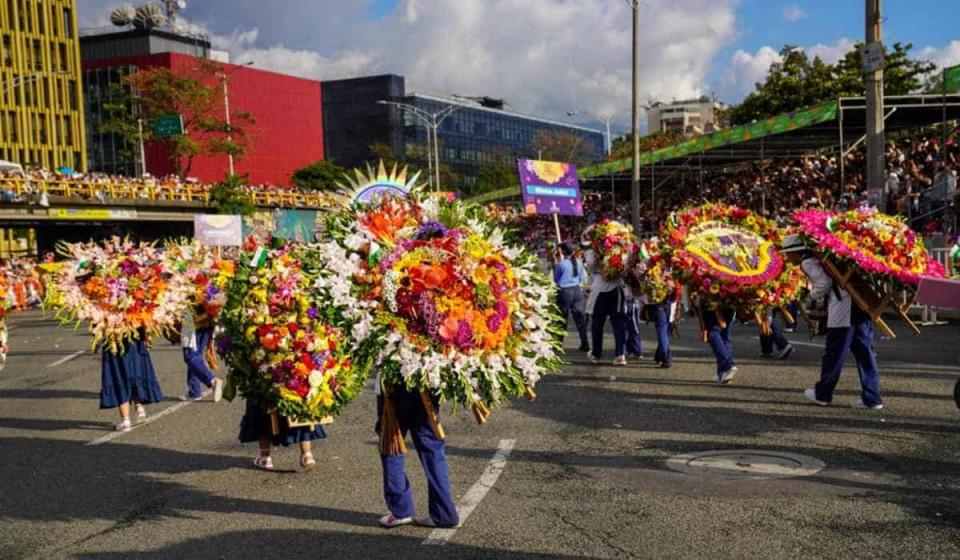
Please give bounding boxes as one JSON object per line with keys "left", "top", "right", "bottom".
{"left": 659, "top": 362, "right": 672, "bottom": 369}
{"left": 577, "top": 344, "right": 590, "bottom": 353}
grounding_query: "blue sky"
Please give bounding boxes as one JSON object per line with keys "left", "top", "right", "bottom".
{"left": 77, "top": 1, "right": 960, "bottom": 129}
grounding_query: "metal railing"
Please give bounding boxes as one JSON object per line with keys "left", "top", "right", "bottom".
{"left": 0, "top": 177, "right": 338, "bottom": 209}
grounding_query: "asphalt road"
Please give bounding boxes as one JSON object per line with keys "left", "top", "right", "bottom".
{"left": 1, "top": 309, "right": 958, "bottom": 560}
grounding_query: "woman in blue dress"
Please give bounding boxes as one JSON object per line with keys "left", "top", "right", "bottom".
{"left": 238, "top": 398, "right": 325, "bottom": 472}
{"left": 100, "top": 329, "right": 164, "bottom": 432}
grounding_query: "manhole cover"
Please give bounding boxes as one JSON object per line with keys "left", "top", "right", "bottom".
{"left": 665, "top": 450, "right": 825, "bottom": 480}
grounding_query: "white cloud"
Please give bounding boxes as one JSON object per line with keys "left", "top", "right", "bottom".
{"left": 78, "top": 0, "right": 740, "bottom": 130}
{"left": 781, "top": 5, "right": 807, "bottom": 23}
{"left": 919, "top": 40, "right": 960, "bottom": 70}
{"left": 807, "top": 37, "right": 855, "bottom": 65}
{"left": 718, "top": 46, "right": 782, "bottom": 101}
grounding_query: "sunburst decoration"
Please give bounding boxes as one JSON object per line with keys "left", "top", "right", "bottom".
{"left": 338, "top": 161, "right": 422, "bottom": 206}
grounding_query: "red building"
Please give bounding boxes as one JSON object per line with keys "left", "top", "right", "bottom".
{"left": 81, "top": 29, "right": 323, "bottom": 186}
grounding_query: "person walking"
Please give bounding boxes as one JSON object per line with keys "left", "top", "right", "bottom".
{"left": 701, "top": 304, "right": 737, "bottom": 383}
{"left": 180, "top": 307, "right": 224, "bottom": 402}
{"left": 584, "top": 246, "right": 628, "bottom": 366}
{"left": 553, "top": 241, "right": 590, "bottom": 353}
{"left": 238, "top": 400, "right": 324, "bottom": 472}
{"left": 781, "top": 234, "right": 883, "bottom": 409}
{"left": 758, "top": 309, "right": 794, "bottom": 360}
{"left": 376, "top": 383, "right": 459, "bottom": 529}
{"left": 100, "top": 329, "right": 164, "bottom": 432}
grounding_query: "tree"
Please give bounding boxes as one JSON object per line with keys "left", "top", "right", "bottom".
{"left": 609, "top": 130, "right": 683, "bottom": 161}
{"left": 534, "top": 130, "right": 599, "bottom": 166}
{"left": 101, "top": 58, "right": 256, "bottom": 178}
{"left": 728, "top": 43, "right": 935, "bottom": 125}
{"left": 291, "top": 160, "right": 347, "bottom": 191}
{"left": 209, "top": 174, "right": 256, "bottom": 216}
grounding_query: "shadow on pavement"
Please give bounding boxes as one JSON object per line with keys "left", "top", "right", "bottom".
{"left": 69, "top": 529, "right": 580, "bottom": 560}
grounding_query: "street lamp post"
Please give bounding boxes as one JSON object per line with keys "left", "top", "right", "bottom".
{"left": 567, "top": 110, "right": 615, "bottom": 205}
{"left": 376, "top": 100, "right": 462, "bottom": 191}
{"left": 626, "top": 0, "right": 642, "bottom": 233}
{"left": 216, "top": 61, "right": 254, "bottom": 178}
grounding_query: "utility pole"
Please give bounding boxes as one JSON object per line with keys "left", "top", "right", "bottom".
{"left": 629, "top": 0, "right": 641, "bottom": 232}
{"left": 864, "top": 0, "right": 885, "bottom": 210}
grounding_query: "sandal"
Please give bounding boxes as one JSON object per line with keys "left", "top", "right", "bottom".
{"left": 116, "top": 418, "right": 132, "bottom": 432}
{"left": 299, "top": 452, "right": 316, "bottom": 472}
{"left": 378, "top": 513, "right": 413, "bottom": 528}
{"left": 135, "top": 404, "right": 147, "bottom": 424}
{"left": 253, "top": 455, "right": 274, "bottom": 471}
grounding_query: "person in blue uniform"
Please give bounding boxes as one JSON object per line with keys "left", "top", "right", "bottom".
{"left": 758, "top": 309, "right": 794, "bottom": 360}
{"left": 238, "top": 399, "right": 325, "bottom": 472}
{"left": 100, "top": 330, "right": 164, "bottom": 432}
{"left": 376, "top": 382, "right": 459, "bottom": 529}
{"left": 180, "top": 307, "right": 224, "bottom": 401}
{"left": 553, "top": 241, "right": 590, "bottom": 353}
{"left": 646, "top": 297, "right": 674, "bottom": 368}
{"left": 699, "top": 301, "right": 737, "bottom": 383}
{"left": 781, "top": 234, "right": 884, "bottom": 409}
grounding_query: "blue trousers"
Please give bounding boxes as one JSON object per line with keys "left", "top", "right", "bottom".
{"left": 650, "top": 303, "right": 672, "bottom": 365}
{"left": 377, "top": 390, "right": 459, "bottom": 527}
{"left": 556, "top": 286, "right": 589, "bottom": 349}
{"left": 591, "top": 288, "right": 627, "bottom": 359}
{"left": 703, "top": 308, "right": 735, "bottom": 377}
{"left": 623, "top": 299, "right": 643, "bottom": 356}
{"left": 783, "top": 303, "right": 799, "bottom": 330}
{"left": 183, "top": 326, "right": 216, "bottom": 398}
{"left": 816, "top": 319, "right": 882, "bottom": 407}
{"left": 759, "top": 318, "right": 789, "bottom": 355}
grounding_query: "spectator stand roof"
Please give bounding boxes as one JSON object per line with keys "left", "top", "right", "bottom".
{"left": 465, "top": 94, "right": 960, "bottom": 204}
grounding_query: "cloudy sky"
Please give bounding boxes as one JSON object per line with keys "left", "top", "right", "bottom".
{"left": 76, "top": 0, "right": 960, "bottom": 133}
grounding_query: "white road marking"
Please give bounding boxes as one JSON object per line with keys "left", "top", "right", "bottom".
{"left": 788, "top": 340, "right": 824, "bottom": 349}
{"left": 423, "top": 438, "right": 516, "bottom": 546}
{"left": 85, "top": 390, "right": 210, "bottom": 447}
{"left": 46, "top": 350, "right": 85, "bottom": 368}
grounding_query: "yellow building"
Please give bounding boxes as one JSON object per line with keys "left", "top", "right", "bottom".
{"left": 0, "top": 0, "right": 85, "bottom": 171}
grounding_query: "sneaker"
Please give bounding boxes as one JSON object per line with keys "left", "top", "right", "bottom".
{"left": 803, "top": 388, "right": 829, "bottom": 406}
{"left": 659, "top": 362, "right": 672, "bottom": 369}
{"left": 852, "top": 398, "right": 884, "bottom": 410}
{"left": 776, "top": 345, "right": 795, "bottom": 360}
{"left": 784, "top": 327, "right": 797, "bottom": 333}
{"left": 379, "top": 513, "right": 413, "bottom": 528}
{"left": 631, "top": 353, "right": 644, "bottom": 363}
{"left": 588, "top": 354, "right": 600, "bottom": 364}
{"left": 757, "top": 352, "right": 774, "bottom": 359}
{"left": 212, "top": 377, "right": 224, "bottom": 403}
{"left": 578, "top": 343, "right": 590, "bottom": 353}
{"left": 179, "top": 393, "right": 204, "bottom": 402}
{"left": 414, "top": 516, "right": 461, "bottom": 529}
{"left": 115, "top": 418, "right": 132, "bottom": 432}
{"left": 613, "top": 355, "right": 627, "bottom": 366}
{"left": 719, "top": 366, "right": 738, "bottom": 384}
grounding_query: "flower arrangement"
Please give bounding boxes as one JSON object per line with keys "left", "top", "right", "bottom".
{"left": 166, "top": 240, "right": 236, "bottom": 322}
{"left": 317, "top": 195, "right": 562, "bottom": 423}
{"left": 662, "top": 203, "right": 795, "bottom": 312}
{"left": 590, "top": 220, "right": 637, "bottom": 280}
{"left": 793, "top": 208, "right": 945, "bottom": 288}
{"left": 630, "top": 239, "right": 677, "bottom": 303}
{"left": 216, "top": 244, "right": 366, "bottom": 421}
{"left": 45, "top": 238, "right": 192, "bottom": 353}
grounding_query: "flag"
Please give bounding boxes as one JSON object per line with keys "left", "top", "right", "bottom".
{"left": 249, "top": 246, "right": 267, "bottom": 268}
{"left": 944, "top": 65, "right": 960, "bottom": 94}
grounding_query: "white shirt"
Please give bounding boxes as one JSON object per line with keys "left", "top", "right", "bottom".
{"left": 180, "top": 311, "right": 198, "bottom": 350}
{"left": 801, "top": 257, "right": 852, "bottom": 329}
{"left": 583, "top": 249, "right": 624, "bottom": 314}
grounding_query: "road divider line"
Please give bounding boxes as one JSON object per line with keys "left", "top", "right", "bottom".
{"left": 46, "top": 350, "right": 85, "bottom": 368}
{"left": 86, "top": 390, "right": 210, "bottom": 447}
{"left": 423, "top": 438, "right": 516, "bottom": 546}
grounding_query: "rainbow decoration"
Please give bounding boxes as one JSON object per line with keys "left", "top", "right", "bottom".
{"left": 338, "top": 161, "right": 421, "bottom": 206}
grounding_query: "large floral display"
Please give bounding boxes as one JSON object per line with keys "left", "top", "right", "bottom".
{"left": 45, "top": 238, "right": 192, "bottom": 353}
{"left": 590, "top": 219, "right": 637, "bottom": 280}
{"left": 166, "top": 240, "right": 235, "bottom": 321}
{"left": 216, "top": 244, "right": 366, "bottom": 421}
{"left": 317, "top": 195, "right": 562, "bottom": 424}
{"left": 629, "top": 239, "right": 677, "bottom": 304}
{"left": 793, "top": 207, "right": 945, "bottom": 288}
{"left": 662, "top": 203, "right": 796, "bottom": 314}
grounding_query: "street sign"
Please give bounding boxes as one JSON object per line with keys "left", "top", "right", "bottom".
{"left": 153, "top": 114, "right": 184, "bottom": 137}
{"left": 859, "top": 42, "right": 886, "bottom": 73}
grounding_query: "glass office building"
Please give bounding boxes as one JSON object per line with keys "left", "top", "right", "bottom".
{"left": 322, "top": 74, "right": 603, "bottom": 187}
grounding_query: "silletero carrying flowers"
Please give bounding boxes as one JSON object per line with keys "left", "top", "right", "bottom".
{"left": 45, "top": 237, "right": 192, "bottom": 352}
{"left": 317, "top": 194, "right": 562, "bottom": 444}
{"left": 166, "top": 239, "right": 236, "bottom": 322}
{"left": 590, "top": 219, "right": 637, "bottom": 280}
{"left": 662, "top": 203, "right": 799, "bottom": 334}
{"left": 217, "top": 243, "right": 367, "bottom": 423}
{"left": 792, "top": 207, "right": 945, "bottom": 337}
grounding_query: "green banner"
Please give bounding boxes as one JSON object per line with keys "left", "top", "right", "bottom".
{"left": 579, "top": 101, "right": 839, "bottom": 178}
{"left": 944, "top": 65, "right": 960, "bottom": 94}
{"left": 153, "top": 114, "right": 184, "bottom": 138}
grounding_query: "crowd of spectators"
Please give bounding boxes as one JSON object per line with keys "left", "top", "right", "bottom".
{"left": 496, "top": 130, "right": 960, "bottom": 253}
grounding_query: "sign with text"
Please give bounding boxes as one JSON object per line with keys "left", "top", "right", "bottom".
{"left": 517, "top": 159, "right": 583, "bottom": 216}
{"left": 153, "top": 114, "right": 185, "bottom": 138}
{"left": 48, "top": 208, "right": 137, "bottom": 220}
{"left": 194, "top": 214, "right": 242, "bottom": 246}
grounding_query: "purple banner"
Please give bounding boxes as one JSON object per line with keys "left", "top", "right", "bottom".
{"left": 517, "top": 159, "right": 583, "bottom": 216}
